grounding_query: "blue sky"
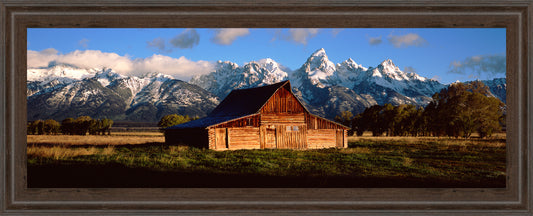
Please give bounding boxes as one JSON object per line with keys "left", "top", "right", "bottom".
{"left": 27, "top": 28, "right": 506, "bottom": 84}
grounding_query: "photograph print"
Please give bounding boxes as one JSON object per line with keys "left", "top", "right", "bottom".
{"left": 26, "top": 28, "right": 506, "bottom": 188}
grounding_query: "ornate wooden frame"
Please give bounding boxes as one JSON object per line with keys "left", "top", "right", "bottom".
{"left": 1, "top": 0, "right": 531, "bottom": 215}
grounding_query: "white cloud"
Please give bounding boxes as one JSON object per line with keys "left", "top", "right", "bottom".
{"left": 211, "top": 28, "right": 250, "bottom": 45}
{"left": 131, "top": 55, "right": 214, "bottom": 80}
{"left": 288, "top": 28, "right": 319, "bottom": 45}
{"left": 387, "top": 33, "right": 428, "bottom": 48}
{"left": 27, "top": 48, "right": 59, "bottom": 67}
{"left": 272, "top": 28, "right": 320, "bottom": 45}
{"left": 27, "top": 49, "right": 215, "bottom": 81}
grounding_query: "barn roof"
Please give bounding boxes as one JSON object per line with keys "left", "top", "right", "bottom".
{"left": 208, "top": 80, "right": 292, "bottom": 117}
{"left": 165, "top": 80, "right": 347, "bottom": 130}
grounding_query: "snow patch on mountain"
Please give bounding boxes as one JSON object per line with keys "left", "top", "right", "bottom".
{"left": 190, "top": 58, "right": 289, "bottom": 99}
{"left": 27, "top": 63, "right": 219, "bottom": 122}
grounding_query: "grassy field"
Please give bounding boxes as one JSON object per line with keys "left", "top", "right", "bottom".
{"left": 27, "top": 132, "right": 164, "bottom": 145}
{"left": 27, "top": 132, "right": 506, "bottom": 188}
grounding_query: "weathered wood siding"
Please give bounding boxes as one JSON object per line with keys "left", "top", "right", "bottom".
{"left": 336, "top": 130, "right": 344, "bottom": 148}
{"left": 260, "top": 113, "right": 305, "bottom": 124}
{"left": 307, "top": 129, "right": 336, "bottom": 149}
{"left": 212, "top": 114, "right": 260, "bottom": 128}
{"left": 208, "top": 128, "right": 215, "bottom": 149}
{"left": 275, "top": 124, "right": 307, "bottom": 149}
{"left": 344, "top": 130, "right": 348, "bottom": 148}
{"left": 305, "top": 113, "right": 347, "bottom": 130}
{"left": 227, "top": 128, "right": 261, "bottom": 150}
{"left": 165, "top": 128, "right": 209, "bottom": 148}
{"left": 215, "top": 128, "right": 228, "bottom": 150}
{"left": 265, "top": 128, "right": 276, "bottom": 149}
{"left": 260, "top": 87, "right": 305, "bottom": 114}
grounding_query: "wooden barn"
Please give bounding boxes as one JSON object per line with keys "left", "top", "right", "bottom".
{"left": 164, "top": 80, "right": 349, "bottom": 150}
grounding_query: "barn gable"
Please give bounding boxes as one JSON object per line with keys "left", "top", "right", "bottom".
{"left": 208, "top": 81, "right": 294, "bottom": 117}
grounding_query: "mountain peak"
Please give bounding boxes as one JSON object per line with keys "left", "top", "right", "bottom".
{"left": 380, "top": 59, "right": 395, "bottom": 67}
{"left": 311, "top": 48, "right": 327, "bottom": 57}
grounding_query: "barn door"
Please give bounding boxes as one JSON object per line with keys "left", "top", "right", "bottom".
{"left": 265, "top": 128, "right": 276, "bottom": 149}
{"left": 276, "top": 124, "right": 306, "bottom": 149}
{"left": 215, "top": 128, "right": 228, "bottom": 150}
{"left": 336, "top": 130, "right": 344, "bottom": 148}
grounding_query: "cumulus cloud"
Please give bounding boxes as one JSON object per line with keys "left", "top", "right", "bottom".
{"left": 130, "top": 55, "right": 214, "bottom": 80}
{"left": 146, "top": 37, "right": 171, "bottom": 53}
{"left": 273, "top": 28, "right": 320, "bottom": 45}
{"left": 27, "top": 48, "right": 59, "bottom": 68}
{"left": 448, "top": 54, "right": 506, "bottom": 76}
{"left": 288, "top": 28, "right": 319, "bottom": 45}
{"left": 387, "top": 33, "right": 428, "bottom": 48}
{"left": 27, "top": 49, "right": 215, "bottom": 81}
{"left": 170, "top": 29, "right": 200, "bottom": 49}
{"left": 211, "top": 28, "right": 250, "bottom": 45}
{"left": 368, "top": 36, "right": 383, "bottom": 45}
{"left": 78, "top": 38, "right": 89, "bottom": 48}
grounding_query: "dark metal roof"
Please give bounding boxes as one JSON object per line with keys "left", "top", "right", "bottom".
{"left": 208, "top": 80, "right": 290, "bottom": 117}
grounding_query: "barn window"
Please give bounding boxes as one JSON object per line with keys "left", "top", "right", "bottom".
{"left": 286, "top": 125, "right": 299, "bottom": 132}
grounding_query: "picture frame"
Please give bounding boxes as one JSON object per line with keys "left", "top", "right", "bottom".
{"left": 1, "top": 0, "right": 532, "bottom": 215}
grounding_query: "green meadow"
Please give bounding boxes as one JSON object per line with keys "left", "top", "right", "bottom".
{"left": 27, "top": 133, "right": 506, "bottom": 188}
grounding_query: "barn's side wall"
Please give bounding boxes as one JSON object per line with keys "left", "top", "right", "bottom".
{"left": 227, "top": 128, "right": 261, "bottom": 150}
{"left": 344, "top": 130, "right": 348, "bottom": 148}
{"left": 164, "top": 128, "right": 209, "bottom": 148}
{"left": 307, "top": 129, "right": 337, "bottom": 149}
{"left": 305, "top": 113, "right": 347, "bottom": 130}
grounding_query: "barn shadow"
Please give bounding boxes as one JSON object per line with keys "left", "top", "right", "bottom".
{"left": 27, "top": 162, "right": 505, "bottom": 188}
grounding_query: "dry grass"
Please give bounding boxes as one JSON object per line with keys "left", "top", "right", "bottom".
{"left": 27, "top": 134, "right": 164, "bottom": 146}
{"left": 27, "top": 146, "right": 115, "bottom": 159}
{"left": 109, "top": 131, "right": 164, "bottom": 137}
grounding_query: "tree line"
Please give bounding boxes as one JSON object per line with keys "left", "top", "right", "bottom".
{"left": 335, "top": 81, "right": 505, "bottom": 138}
{"left": 27, "top": 116, "right": 113, "bottom": 135}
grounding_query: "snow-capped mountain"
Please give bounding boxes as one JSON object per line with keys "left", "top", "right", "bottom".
{"left": 27, "top": 48, "right": 506, "bottom": 122}
{"left": 192, "top": 48, "right": 448, "bottom": 118}
{"left": 27, "top": 64, "right": 219, "bottom": 122}
{"left": 190, "top": 58, "right": 290, "bottom": 99}
{"left": 481, "top": 78, "right": 506, "bottom": 103}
